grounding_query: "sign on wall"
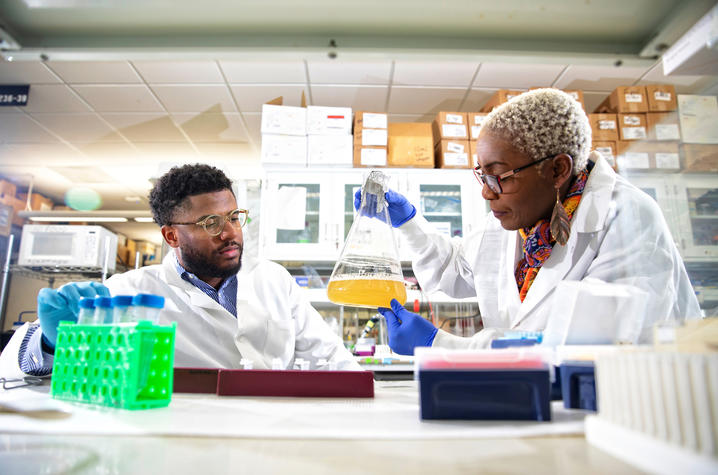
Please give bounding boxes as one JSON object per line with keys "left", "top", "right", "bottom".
{"left": 0, "top": 85, "right": 29, "bottom": 106}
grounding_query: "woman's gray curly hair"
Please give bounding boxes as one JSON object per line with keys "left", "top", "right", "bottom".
{"left": 481, "top": 88, "right": 592, "bottom": 175}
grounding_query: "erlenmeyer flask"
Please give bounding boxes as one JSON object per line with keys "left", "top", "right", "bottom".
{"left": 327, "top": 171, "right": 407, "bottom": 308}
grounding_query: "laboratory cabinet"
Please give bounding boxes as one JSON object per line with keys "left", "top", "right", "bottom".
{"left": 259, "top": 168, "right": 486, "bottom": 262}
{"left": 671, "top": 173, "right": 718, "bottom": 259}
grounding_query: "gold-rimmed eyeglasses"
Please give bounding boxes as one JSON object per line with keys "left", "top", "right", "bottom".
{"left": 169, "top": 208, "right": 249, "bottom": 236}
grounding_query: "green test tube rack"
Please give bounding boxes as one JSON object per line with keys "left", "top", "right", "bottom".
{"left": 50, "top": 321, "right": 176, "bottom": 410}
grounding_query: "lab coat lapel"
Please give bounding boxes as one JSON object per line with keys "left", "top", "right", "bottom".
{"left": 511, "top": 154, "right": 616, "bottom": 328}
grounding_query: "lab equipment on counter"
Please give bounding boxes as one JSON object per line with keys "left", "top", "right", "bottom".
{"left": 327, "top": 171, "right": 406, "bottom": 308}
{"left": 111, "top": 295, "right": 133, "bottom": 323}
{"left": 50, "top": 320, "right": 176, "bottom": 410}
{"left": 554, "top": 346, "right": 619, "bottom": 412}
{"left": 173, "top": 367, "right": 374, "bottom": 398}
{"left": 415, "top": 347, "right": 552, "bottom": 421}
{"left": 491, "top": 330, "right": 543, "bottom": 348}
{"left": 354, "top": 337, "right": 375, "bottom": 356}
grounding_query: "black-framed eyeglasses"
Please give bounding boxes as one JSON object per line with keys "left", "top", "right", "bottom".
{"left": 169, "top": 208, "right": 249, "bottom": 236}
{"left": 473, "top": 154, "right": 556, "bottom": 194}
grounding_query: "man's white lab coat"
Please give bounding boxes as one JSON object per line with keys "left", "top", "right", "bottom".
{"left": 400, "top": 153, "right": 702, "bottom": 348}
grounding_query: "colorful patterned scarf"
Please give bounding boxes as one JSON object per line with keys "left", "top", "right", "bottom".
{"left": 515, "top": 168, "right": 590, "bottom": 302}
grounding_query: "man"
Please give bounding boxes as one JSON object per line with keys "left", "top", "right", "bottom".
{"left": 1, "top": 164, "right": 359, "bottom": 377}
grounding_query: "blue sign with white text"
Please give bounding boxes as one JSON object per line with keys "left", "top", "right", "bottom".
{"left": 0, "top": 85, "right": 30, "bottom": 106}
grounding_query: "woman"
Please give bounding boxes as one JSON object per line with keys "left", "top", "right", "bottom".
{"left": 369, "top": 88, "right": 701, "bottom": 354}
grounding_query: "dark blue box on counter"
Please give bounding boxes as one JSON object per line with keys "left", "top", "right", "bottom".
{"left": 418, "top": 369, "right": 551, "bottom": 421}
{"left": 559, "top": 363, "right": 596, "bottom": 411}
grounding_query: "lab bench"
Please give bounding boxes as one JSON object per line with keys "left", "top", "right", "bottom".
{"left": 0, "top": 381, "right": 642, "bottom": 474}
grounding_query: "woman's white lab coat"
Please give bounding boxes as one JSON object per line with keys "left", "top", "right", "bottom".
{"left": 105, "top": 253, "right": 359, "bottom": 370}
{"left": 400, "top": 153, "right": 701, "bottom": 348}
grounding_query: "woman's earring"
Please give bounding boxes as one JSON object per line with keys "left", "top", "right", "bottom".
{"left": 550, "top": 189, "right": 570, "bottom": 245}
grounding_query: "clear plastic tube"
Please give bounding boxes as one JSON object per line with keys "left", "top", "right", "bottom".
{"left": 111, "top": 295, "right": 133, "bottom": 324}
{"left": 77, "top": 297, "right": 96, "bottom": 325}
{"left": 93, "top": 297, "right": 114, "bottom": 324}
{"left": 131, "top": 293, "right": 165, "bottom": 323}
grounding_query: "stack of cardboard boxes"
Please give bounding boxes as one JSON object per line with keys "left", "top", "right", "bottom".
{"left": 593, "top": 85, "right": 680, "bottom": 172}
{"left": 307, "top": 106, "right": 353, "bottom": 167}
{"left": 116, "top": 236, "right": 159, "bottom": 268}
{"left": 0, "top": 179, "right": 55, "bottom": 230}
{"left": 432, "top": 112, "right": 471, "bottom": 169}
{"left": 260, "top": 100, "right": 308, "bottom": 167}
{"left": 677, "top": 94, "right": 718, "bottom": 172}
{"left": 353, "top": 111, "right": 388, "bottom": 167}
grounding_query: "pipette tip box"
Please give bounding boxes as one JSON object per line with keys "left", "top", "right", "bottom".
{"left": 416, "top": 348, "right": 552, "bottom": 421}
{"left": 174, "top": 367, "right": 375, "bottom": 398}
{"left": 51, "top": 321, "right": 176, "bottom": 410}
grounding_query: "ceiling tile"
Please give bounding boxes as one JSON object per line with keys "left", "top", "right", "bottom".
{"left": 461, "top": 89, "right": 496, "bottom": 112}
{"left": 230, "top": 84, "right": 308, "bottom": 112}
{"left": 241, "top": 112, "right": 261, "bottom": 144}
{"left": 133, "top": 61, "right": 224, "bottom": 84}
{"left": 0, "top": 114, "right": 60, "bottom": 143}
{"left": 0, "top": 143, "right": 82, "bottom": 166}
{"left": 307, "top": 60, "right": 391, "bottom": 85}
{"left": 31, "top": 113, "right": 120, "bottom": 143}
{"left": 172, "top": 112, "right": 249, "bottom": 143}
{"left": 73, "top": 85, "right": 164, "bottom": 112}
{"left": 102, "top": 113, "right": 188, "bottom": 142}
{"left": 473, "top": 62, "right": 565, "bottom": 88}
{"left": 310, "top": 85, "right": 388, "bottom": 111}
{"left": 393, "top": 61, "right": 478, "bottom": 87}
{"left": 195, "top": 142, "right": 256, "bottom": 160}
{"left": 46, "top": 61, "right": 141, "bottom": 84}
{"left": 0, "top": 61, "right": 60, "bottom": 84}
{"left": 151, "top": 85, "right": 236, "bottom": 113}
{"left": 23, "top": 85, "right": 91, "bottom": 113}
{"left": 219, "top": 60, "right": 306, "bottom": 83}
{"left": 133, "top": 142, "right": 199, "bottom": 158}
{"left": 553, "top": 64, "right": 653, "bottom": 91}
{"left": 77, "top": 141, "right": 139, "bottom": 161}
{"left": 388, "top": 87, "right": 466, "bottom": 114}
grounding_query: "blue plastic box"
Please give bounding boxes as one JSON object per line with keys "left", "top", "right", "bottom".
{"left": 559, "top": 363, "right": 596, "bottom": 411}
{"left": 418, "top": 369, "right": 551, "bottom": 421}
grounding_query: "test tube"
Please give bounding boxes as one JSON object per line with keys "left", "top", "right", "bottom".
{"left": 77, "top": 297, "right": 96, "bottom": 325}
{"left": 131, "top": 293, "right": 165, "bottom": 323}
{"left": 93, "top": 297, "right": 114, "bottom": 324}
{"left": 111, "top": 295, "right": 133, "bottom": 324}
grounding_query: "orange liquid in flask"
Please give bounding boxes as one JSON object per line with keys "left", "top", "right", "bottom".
{"left": 327, "top": 277, "right": 407, "bottom": 308}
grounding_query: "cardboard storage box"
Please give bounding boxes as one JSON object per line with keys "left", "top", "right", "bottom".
{"left": 0, "top": 193, "right": 25, "bottom": 227}
{"left": 617, "top": 141, "right": 680, "bottom": 171}
{"left": 307, "top": 135, "right": 353, "bottom": 167}
{"left": 260, "top": 104, "right": 307, "bottom": 136}
{"left": 645, "top": 84, "right": 677, "bottom": 112}
{"left": 261, "top": 134, "right": 308, "bottom": 167}
{"left": 353, "top": 111, "right": 388, "bottom": 147}
{"left": 681, "top": 144, "right": 718, "bottom": 172}
{"left": 0, "top": 203, "right": 13, "bottom": 236}
{"left": 353, "top": 111, "right": 388, "bottom": 130}
{"left": 468, "top": 113, "right": 488, "bottom": 140}
{"left": 530, "top": 88, "right": 586, "bottom": 111}
{"left": 646, "top": 112, "right": 681, "bottom": 141}
{"left": 592, "top": 141, "right": 617, "bottom": 169}
{"left": 0, "top": 179, "right": 17, "bottom": 199}
{"left": 618, "top": 113, "right": 647, "bottom": 141}
{"left": 588, "top": 114, "right": 619, "bottom": 141}
{"left": 435, "top": 140, "right": 472, "bottom": 169}
{"left": 432, "top": 112, "right": 469, "bottom": 143}
{"left": 353, "top": 146, "right": 387, "bottom": 168}
{"left": 307, "top": 106, "right": 352, "bottom": 135}
{"left": 17, "top": 192, "right": 54, "bottom": 211}
{"left": 595, "top": 86, "right": 648, "bottom": 113}
{"left": 387, "top": 123, "right": 434, "bottom": 168}
{"left": 480, "top": 90, "right": 525, "bottom": 112}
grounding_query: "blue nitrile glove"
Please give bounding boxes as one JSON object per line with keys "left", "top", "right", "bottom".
{"left": 353, "top": 188, "right": 416, "bottom": 228}
{"left": 37, "top": 282, "right": 110, "bottom": 349}
{"left": 378, "top": 299, "right": 438, "bottom": 355}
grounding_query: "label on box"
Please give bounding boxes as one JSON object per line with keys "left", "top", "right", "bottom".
{"left": 445, "top": 113, "right": 464, "bottom": 124}
{"left": 598, "top": 120, "right": 616, "bottom": 130}
{"left": 360, "top": 148, "right": 387, "bottom": 166}
{"left": 361, "top": 128, "right": 388, "bottom": 146}
{"left": 622, "top": 152, "right": 650, "bottom": 169}
{"left": 654, "top": 91, "right": 672, "bottom": 102}
{"left": 444, "top": 152, "right": 468, "bottom": 167}
{"left": 655, "top": 153, "right": 680, "bottom": 169}
{"left": 326, "top": 115, "right": 347, "bottom": 129}
{"left": 595, "top": 146, "right": 614, "bottom": 157}
{"left": 567, "top": 91, "right": 579, "bottom": 100}
{"left": 474, "top": 115, "right": 486, "bottom": 125}
{"left": 442, "top": 124, "right": 467, "bottom": 138}
{"left": 623, "top": 115, "right": 641, "bottom": 125}
{"left": 362, "top": 113, "right": 387, "bottom": 129}
{"left": 624, "top": 93, "right": 643, "bottom": 103}
{"left": 506, "top": 94, "right": 518, "bottom": 101}
{"left": 447, "top": 142, "right": 466, "bottom": 153}
{"left": 655, "top": 124, "right": 680, "bottom": 141}
{"left": 622, "top": 127, "right": 647, "bottom": 140}
{"left": 471, "top": 125, "right": 481, "bottom": 139}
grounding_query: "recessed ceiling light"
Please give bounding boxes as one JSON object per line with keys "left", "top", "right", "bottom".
{"left": 124, "top": 196, "right": 142, "bottom": 203}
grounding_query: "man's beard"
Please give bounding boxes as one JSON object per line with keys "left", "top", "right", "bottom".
{"left": 178, "top": 242, "right": 243, "bottom": 280}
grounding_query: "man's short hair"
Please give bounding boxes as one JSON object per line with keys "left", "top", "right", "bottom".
{"left": 149, "top": 164, "right": 233, "bottom": 226}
